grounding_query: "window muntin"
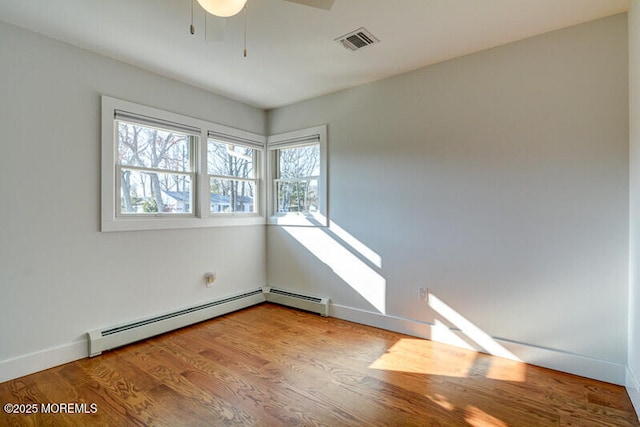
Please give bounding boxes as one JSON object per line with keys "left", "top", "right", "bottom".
{"left": 116, "top": 120, "right": 196, "bottom": 215}
{"left": 267, "top": 125, "right": 327, "bottom": 226}
{"left": 207, "top": 140, "right": 259, "bottom": 214}
{"left": 275, "top": 144, "right": 320, "bottom": 213}
{"left": 102, "top": 96, "right": 267, "bottom": 231}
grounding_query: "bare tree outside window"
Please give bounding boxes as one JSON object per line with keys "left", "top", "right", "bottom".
{"left": 207, "top": 140, "right": 257, "bottom": 214}
{"left": 103, "top": 96, "right": 268, "bottom": 231}
{"left": 117, "top": 122, "right": 194, "bottom": 214}
{"left": 276, "top": 144, "right": 320, "bottom": 213}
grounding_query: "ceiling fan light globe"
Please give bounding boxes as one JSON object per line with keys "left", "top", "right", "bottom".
{"left": 196, "top": 0, "right": 248, "bottom": 17}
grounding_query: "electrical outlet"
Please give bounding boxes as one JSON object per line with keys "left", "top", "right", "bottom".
{"left": 205, "top": 272, "right": 216, "bottom": 288}
{"left": 419, "top": 287, "right": 428, "bottom": 302}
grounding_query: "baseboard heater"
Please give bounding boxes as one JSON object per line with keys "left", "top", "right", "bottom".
{"left": 263, "top": 286, "right": 330, "bottom": 317}
{"left": 87, "top": 287, "right": 329, "bottom": 357}
{"left": 88, "top": 288, "right": 265, "bottom": 357}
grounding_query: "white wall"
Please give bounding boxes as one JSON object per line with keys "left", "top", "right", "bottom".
{"left": 628, "top": 0, "right": 640, "bottom": 416}
{"left": 267, "top": 14, "right": 629, "bottom": 383}
{"left": 0, "top": 11, "right": 634, "bottom": 396}
{"left": 0, "top": 21, "right": 266, "bottom": 381}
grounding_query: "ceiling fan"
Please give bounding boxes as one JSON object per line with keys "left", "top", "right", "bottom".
{"left": 196, "top": 0, "right": 335, "bottom": 18}
{"left": 191, "top": 0, "right": 335, "bottom": 56}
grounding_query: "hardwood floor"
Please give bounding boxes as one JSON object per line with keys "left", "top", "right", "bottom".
{"left": 1, "top": 303, "right": 638, "bottom": 426}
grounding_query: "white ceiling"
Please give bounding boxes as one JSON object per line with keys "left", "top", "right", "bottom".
{"left": 0, "top": 0, "right": 630, "bottom": 109}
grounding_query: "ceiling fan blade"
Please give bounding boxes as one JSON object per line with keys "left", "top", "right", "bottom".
{"left": 283, "top": 0, "right": 335, "bottom": 11}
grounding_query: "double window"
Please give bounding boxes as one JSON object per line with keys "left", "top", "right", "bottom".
{"left": 102, "top": 96, "right": 265, "bottom": 231}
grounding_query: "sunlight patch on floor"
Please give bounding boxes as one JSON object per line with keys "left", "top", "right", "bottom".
{"left": 465, "top": 405, "right": 509, "bottom": 427}
{"left": 368, "top": 338, "right": 477, "bottom": 378}
{"left": 427, "top": 393, "right": 456, "bottom": 411}
{"left": 485, "top": 357, "right": 527, "bottom": 382}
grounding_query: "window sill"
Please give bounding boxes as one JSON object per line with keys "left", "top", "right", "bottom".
{"left": 268, "top": 213, "right": 328, "bottom": 227}
{"left": 101, "top": 215, "right": 265, "bottom": 232}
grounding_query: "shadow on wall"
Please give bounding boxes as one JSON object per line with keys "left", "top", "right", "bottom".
{"left": 282, "top": 221, "right": 387, "bottom": 313}
{"left": 282, "top": 221, "right": 522, "bottom": 364}
{"left": 428, "top": 293, "right": 522, "bottom": 362}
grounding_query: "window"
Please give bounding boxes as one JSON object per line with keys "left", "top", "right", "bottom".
{"left": 116, "top": 115, "right": 197, "bottom": 216}
{"left": 275, "top": 144, "right": 320, "bottom": 214}
{"left": 267, "top": 125, "right": 327, "bottom": 226}
{"left": 102, "top": 96, "right": 265, "bottom": 231}
{"left": 207, "top": 136, "right": 260, "bottom": 215}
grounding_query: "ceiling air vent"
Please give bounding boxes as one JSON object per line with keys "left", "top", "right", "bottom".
{"left": 335, "top": 27, "right": 379, "bottom": 52}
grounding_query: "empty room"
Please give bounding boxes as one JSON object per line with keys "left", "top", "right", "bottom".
{"left": 1, "top": 0, "right": 640, "bottom": 425}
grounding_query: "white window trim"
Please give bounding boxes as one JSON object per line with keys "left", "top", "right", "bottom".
{"left": 101, "top": 95, "right": 266, "bottom": 232}
{"left": 267, "top": 125, "right": 328, "bottom": 226}
{"left": 206, "top": 131, "right": 263, "bottom": 217}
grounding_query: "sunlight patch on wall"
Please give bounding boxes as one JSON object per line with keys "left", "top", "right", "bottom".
{"left": 428, "top": 293, "right": 522, "bottom": 362}
{"left": 431, "top": 319, "right": 476, "bottom": 351}
{"left": 283, "top": 225, "right": 386, "bottom": 313}
{"left": 329, "top": 221, "right": 382, "bottom": 268}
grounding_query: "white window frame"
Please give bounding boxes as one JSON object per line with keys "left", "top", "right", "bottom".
{"left": 101, "top": 96, "right": 265, "bottom": 232}
{"left": 114, "top": 111, "right": 199, "bottom": 219}
{"left": 267, "top": 125, "right": 328, "bottom": 226}
{"left": 207, "top": 131, "right": 263, "bottom": 217}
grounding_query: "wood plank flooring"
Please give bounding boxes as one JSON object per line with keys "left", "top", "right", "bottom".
{"left": 1, "top": 303, "right": 638, "bottom": 426}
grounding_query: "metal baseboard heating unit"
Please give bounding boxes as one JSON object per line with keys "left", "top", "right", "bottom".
{"left": 87, "top": 288, "right": 265, "bottom": 357}
{"left": 263, "top": 286, "right": 330, "bottom": 317}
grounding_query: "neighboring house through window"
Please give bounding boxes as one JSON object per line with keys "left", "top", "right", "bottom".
{"left": 207, "top": 135, "right": 260, "bottom": 215}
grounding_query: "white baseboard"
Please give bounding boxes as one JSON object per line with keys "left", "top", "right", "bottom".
{"left": 1, "top": 299, "right": 632, "bottom": 396}
{"left": 1, "top": 289, "right": 266, "bottom": 383}
{"left": 627, "top": 368, "right": 640, "bottom": 421}
{"left": 330, "top": 303, "right": 628, "bottom": 386}
{"left": 0, "top": 340, "right": 87, "bottom": 383}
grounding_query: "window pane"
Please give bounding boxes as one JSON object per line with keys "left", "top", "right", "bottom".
{"left": 208, "top": 140, "right": 255, "bottom": 178}
{"left": 278, "top": 144, "right": 319, "bottom": 179}
{"left": 276, "top": 179, "right": 318, "bottom": 213}
{"left": 118, "top": 121, "right": 192, "bottom": 172}
{"left": 120, "top": 168, "right": 193, "bottom": 214}
{"left": 210, "top": 178, "right": 256, "bottom": 213}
